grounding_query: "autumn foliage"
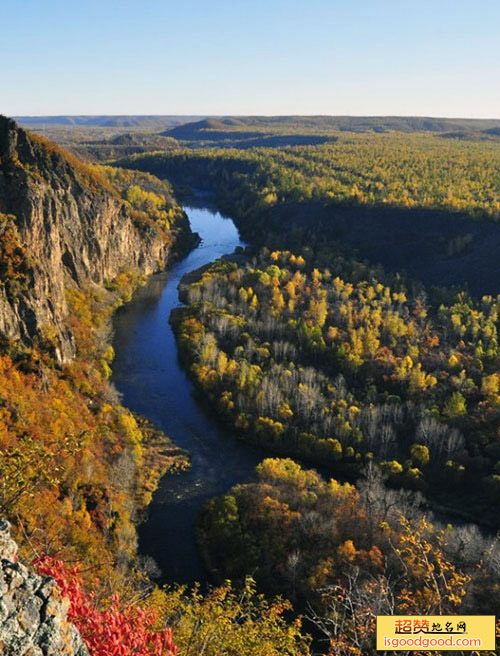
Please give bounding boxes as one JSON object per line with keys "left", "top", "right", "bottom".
{"left": 200, "top": 458, "right": 500, "bottom": 655}
{"left": 4, "top": 122, "right": 500, "bottom": 656}
{"left": 173, "top": 248, "right": 500, "bottom": 519}
{"left": 120, "top": 132, "right": 500, "bottom": 220}
{"left": 35, "top": 555, "right": 177, "bottom": 656}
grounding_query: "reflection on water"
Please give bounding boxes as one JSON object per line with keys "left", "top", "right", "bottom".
{"left": 111, "top": 206, "right": 263, "bottom": 584}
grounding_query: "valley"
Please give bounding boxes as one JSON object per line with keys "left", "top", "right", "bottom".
{"left": 1, "top": 113, "right": 500, "bottom": 655}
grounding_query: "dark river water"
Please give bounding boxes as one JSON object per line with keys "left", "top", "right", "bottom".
{"left": 111, "top": 205, "right": 264, "bottom": 584}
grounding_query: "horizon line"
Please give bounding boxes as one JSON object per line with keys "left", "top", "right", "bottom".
{"left": 12, "top": 113, "right": 500, "bottom": 121}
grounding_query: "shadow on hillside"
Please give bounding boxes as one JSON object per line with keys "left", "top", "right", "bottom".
{"left": 261, "top": 201, "right": 500, "bottom": 296}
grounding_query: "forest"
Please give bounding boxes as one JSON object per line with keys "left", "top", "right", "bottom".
{"left": 173, "top": 246, "right": 500, "bottom": 520}
{"left": 116, "top": 126, "right": 500, "bottom": 653}
{"left": 2, "top": 116, "right": 500, "bottom": 655}
{"left": 118, "top": 132, "right": 500, "bottom": 219}
{"left": 198, "top": 457, "right": 500, "bottom": 655}
{"left": 4, "top": 0, "right": 500, "bottom": 654}
{"left": 117, "top": 133, "right": 500, "bottom": 295}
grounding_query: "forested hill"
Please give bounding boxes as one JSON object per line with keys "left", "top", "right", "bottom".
{"left": 19, "top": 114, "right": 500, "bottom": 158}
{"left": 158, "top": 115, "right": 500, "bottom": 148}
{"left": 0, "top": 115, "right": 194, "bottom": 525}
{"left": 15, "top": 114, "right": 205, "bottom": 129}
{"left": 116, "top": 131, "right": 500, "bottom": 294}
{"left": 165, "top": 115, "right": 500, "bottom": 138}
{"left": 0, "top": 117, "right": 194, "bottom": 651}
{"left": 17, "top": 114, "right": 500, "bottom": 133}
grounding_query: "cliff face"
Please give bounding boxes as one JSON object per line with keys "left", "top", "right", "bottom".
{"left": 0, "top": 116, "right": 173, "bottom": 361}
{"left": 0, "top": 518, "right": 88, "bottom": 656}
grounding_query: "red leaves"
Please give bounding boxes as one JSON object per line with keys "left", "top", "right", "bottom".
{"left": 34, "top": 556, "right": 177, "bottom": 656}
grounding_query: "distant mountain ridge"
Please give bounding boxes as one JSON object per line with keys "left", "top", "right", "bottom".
{"left": 15, "top": 115, "right": 206, "bottom": 128}
{"left": 164, "top": 115, "right": 500, "bottom": 139}
{"left": 16, "top": 114, "right": 500, "bottom": 133}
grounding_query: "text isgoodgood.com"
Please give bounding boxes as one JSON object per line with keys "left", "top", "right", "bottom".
{"left": 383, "top": 635, "right": 481, "bottom": 649}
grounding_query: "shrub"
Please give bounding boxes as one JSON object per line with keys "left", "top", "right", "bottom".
{"left": 34, "top": 556, "right": 177, "bottom": 656}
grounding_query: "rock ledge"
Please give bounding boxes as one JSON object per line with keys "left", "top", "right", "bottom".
{"left": 0, "top": 518, "right": 88, "bottom": 656}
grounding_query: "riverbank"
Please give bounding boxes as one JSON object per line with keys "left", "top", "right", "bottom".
{"left": 111, "top": 205, "right": 265, "bottom": 584}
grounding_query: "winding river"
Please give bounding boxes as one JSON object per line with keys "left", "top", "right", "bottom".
{"left": 111, "top": 205, "right": 264, "bottom": 585}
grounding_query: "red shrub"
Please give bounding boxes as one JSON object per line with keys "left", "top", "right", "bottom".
{"left": 34, "top": 556, "right": 177, "bottom": 656}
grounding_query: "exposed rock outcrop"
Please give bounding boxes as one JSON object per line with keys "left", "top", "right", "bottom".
{"left": 0, "top": 518, "right": 88, "bottom": 656}
{"left": 0, "top": 116, "right": 176, "bottom": 361}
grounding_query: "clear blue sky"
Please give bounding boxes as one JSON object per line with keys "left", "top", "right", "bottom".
{"left": 2, "top": 0, "right": 499, "bottom": 117}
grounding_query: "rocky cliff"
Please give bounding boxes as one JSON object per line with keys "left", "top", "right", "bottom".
{"left": 0, "top": 518, "right": 88, "bottom": 656}
{"left": 0, "top": 116, "right": 176, "bottom": 361}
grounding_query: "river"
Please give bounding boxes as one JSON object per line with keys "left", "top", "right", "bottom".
{"left": 111, "top": 205, "right": 264, "bottom": 585}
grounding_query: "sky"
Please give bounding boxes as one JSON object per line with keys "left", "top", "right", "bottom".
{"left": 2, "top": 0, "right": 499, "bottom": 118}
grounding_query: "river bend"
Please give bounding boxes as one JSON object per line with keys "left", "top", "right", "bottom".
{"left": 111, "top": 205, "right": 263, "bottom": 584}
